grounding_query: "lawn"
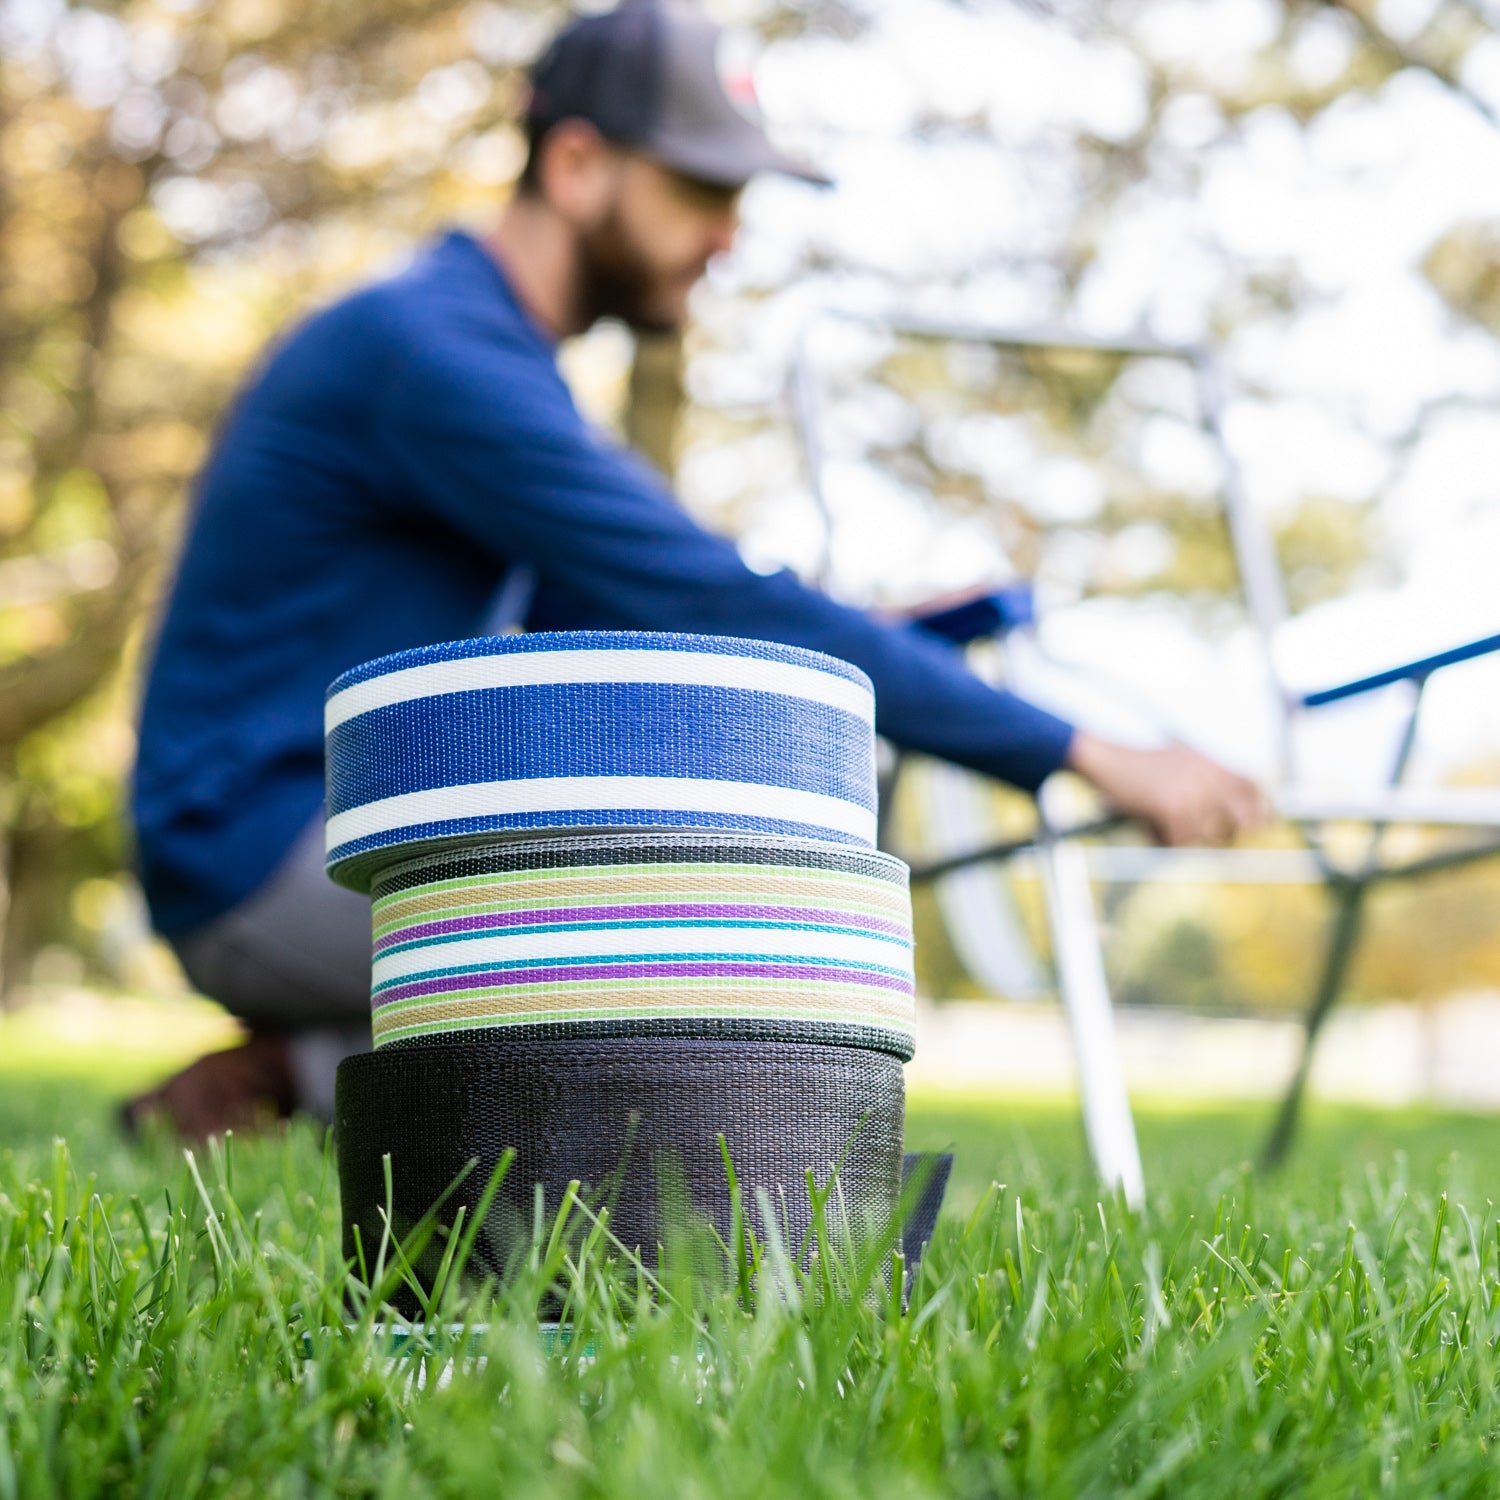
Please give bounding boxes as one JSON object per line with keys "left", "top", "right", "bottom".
{"left": 2, "top": 1038, "right": 1499, "bottom": 1498}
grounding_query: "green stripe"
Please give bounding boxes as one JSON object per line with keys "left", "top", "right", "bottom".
{"left": 369, "top": 870, "right": 900, "bottom": 912}
{"left": 373, "top": 891, "right": 907, "bottom": 937}
{"left": 372, "top": 861, "right": 902, "bottom": 908}
{"left": 373, "top": 1007, "right": 917, "bottom": 1043}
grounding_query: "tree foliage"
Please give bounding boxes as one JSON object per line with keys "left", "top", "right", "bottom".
{"left": 3, "top": 0, "right": 1500, "bottom": 1010}
{"left": 0, "top": 0, "right": 566, "bottom": 991}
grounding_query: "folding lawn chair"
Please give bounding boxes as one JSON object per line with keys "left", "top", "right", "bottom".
{"left": 790, "top": 312, "right": 1500, "bottom": 1203}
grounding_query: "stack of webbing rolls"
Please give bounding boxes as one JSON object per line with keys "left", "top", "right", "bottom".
{"left": 329, "top": 632, "right": 916, "bottom": 1302}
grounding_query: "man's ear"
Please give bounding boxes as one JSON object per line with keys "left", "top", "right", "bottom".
{"left": 537, "top": 118, "right": 618, "bottom": 226}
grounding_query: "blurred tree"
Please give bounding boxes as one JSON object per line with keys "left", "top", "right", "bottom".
{"left": 1115, "top": 911, "right": 1243, "bottom": 1012}
{"left": 625, "top": 332, "right": 687, "bottom": 476}
{"left": 0, "top": 0, "right": 562, "bottom": 996}
{"left": 1424, "top": 221, "right": 1500, "bottom": 330}
{"left": 672, "top": 0, "right": 1500, "bottom": 1013}
{"left": 0, "top": 0, "right": 847, "bottom": 999}
{"left": 5, "top": 0, "right": 1500, "bottom": 1019}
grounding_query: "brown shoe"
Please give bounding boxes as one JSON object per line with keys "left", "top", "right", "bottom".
{"left": 121, "top": 1031, "right": 299, "bottom": 1142}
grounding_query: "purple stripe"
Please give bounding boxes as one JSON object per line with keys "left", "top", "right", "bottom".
{"left": 374, "top": 961, "right": 916, "bottom": 1006}
{"left": 374, "top": 902, "right": 907, "bottom": 950}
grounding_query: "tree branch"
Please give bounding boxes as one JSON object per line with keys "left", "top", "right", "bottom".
{"left": 1321, "top": 0, "right": 1500, "bottom": 130}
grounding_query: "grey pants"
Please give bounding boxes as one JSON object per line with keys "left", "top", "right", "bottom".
{"left": 170, "top": 818, "right": 372, "bottom": 1120}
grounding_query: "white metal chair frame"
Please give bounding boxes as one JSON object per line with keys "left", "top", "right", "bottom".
{"left": 790, "top": 313, "right": 1500, "bottom": 1203}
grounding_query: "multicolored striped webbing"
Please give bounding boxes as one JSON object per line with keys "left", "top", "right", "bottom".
{"left": 368, "top": 835, "right": 916, "bottom": 1058}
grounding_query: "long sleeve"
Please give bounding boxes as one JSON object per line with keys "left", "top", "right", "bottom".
{"left": 373, "top": 287, "right": 1074, "bottom": 792}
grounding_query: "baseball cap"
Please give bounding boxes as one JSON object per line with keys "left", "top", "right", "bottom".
{"left": 525, "top": 2, "right": 831, "bottom": 189}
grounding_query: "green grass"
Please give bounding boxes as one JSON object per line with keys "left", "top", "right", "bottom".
{"left": 3, "top": 1059, "right": 1500, "bottom": 1497}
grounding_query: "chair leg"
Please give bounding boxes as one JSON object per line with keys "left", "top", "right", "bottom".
{"left": 1035, "top": 833, "right": 1146, "bottom": 1208}
{"left": 1259, "top": 880, "right": 1367, "bottom": 1169}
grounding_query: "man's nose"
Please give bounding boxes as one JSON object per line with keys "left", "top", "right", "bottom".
{"left": 705, "top": 206, "right": 739, "bottom": 259}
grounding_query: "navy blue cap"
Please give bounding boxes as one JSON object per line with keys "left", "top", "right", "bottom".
{"left": 526, "top": 2, "right": 831, "bottom": 188}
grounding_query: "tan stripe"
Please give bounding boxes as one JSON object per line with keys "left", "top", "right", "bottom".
{"left": 373, "top": 983, "right": 915, "bottom": 1030}
{"left": 372, "top": 899, "right": 912, "bottom": 944}
{"left": 373, "top": 874, "right": 909, "bottom": 932}
{"left": 374, "top": 994, "right": 915, "bottom": 1039}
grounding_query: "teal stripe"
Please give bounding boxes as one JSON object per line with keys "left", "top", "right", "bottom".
{"left": 371, "top": 949, "right": 914, "bottom": 996}
{"left": 375, "top": 916, "right": 912, "bottom": 959}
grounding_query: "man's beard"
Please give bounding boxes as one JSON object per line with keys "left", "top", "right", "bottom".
{"left": 574, "top": 204, "right": 684, "bottom": 335}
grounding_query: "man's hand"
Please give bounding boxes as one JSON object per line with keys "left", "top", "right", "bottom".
{"left": 1065, "top": 731, "right": 1269, "bottom": 847}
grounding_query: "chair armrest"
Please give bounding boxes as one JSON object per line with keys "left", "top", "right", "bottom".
{"left": 906, "top": 582, "right": 1036, "bottom": 645}
{"left": 1302, "top": 631, "right": 1500, "bottom": 707}
{"left": 905, "top": 813, "right": 1126, "bottom": 881}
{"left": 1276, "top": 787, "right": 1500, "bottom": 827}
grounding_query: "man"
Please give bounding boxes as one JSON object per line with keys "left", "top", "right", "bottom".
{"left": 128, "top": 1, "right": 1264, "bottom": 1137}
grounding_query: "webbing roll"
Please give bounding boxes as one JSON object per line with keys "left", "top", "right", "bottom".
{"left": 325, "top": 632, "right": 877, "bottom": 891}
{"left": 334, "top": 1038, "right": 906, "bottom": 1311}
{"left": 367, "top": 834, "right": 916, "bottom": 1059}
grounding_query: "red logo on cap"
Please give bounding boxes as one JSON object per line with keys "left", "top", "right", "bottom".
{"left": 716, "top": 33, "right": 763, "bottom": 124}
{"left": 723, "top": 67, "right": 757, "bottom": 109}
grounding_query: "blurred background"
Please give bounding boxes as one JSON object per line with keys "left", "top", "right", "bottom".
{"left": 5, "top": 0, "right": 1500, "bottom": 1101}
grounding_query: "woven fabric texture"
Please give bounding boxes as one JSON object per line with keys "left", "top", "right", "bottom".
{"left": 367, "top": 834, "right": 916, "bottom": 1058}
{"left": 328, "top": 632, "right": 921, "bottom": 1309}
{"left": 335, "top": 1037, "right": 907, "bottom": 1314}
{"left": 324, "top": 632, "right": 878, "bottom": 890}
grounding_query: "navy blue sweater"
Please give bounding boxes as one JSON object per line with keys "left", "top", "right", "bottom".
{"left": 132, "top": 230, "right": 1074, "bottom": 935}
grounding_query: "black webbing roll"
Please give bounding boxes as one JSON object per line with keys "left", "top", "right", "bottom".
{"left": 336, "top": 1037, "right": 906, "bottom": 1311}
{"left": 900, "top": 1152, "right": 954, "bottom": 1285}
